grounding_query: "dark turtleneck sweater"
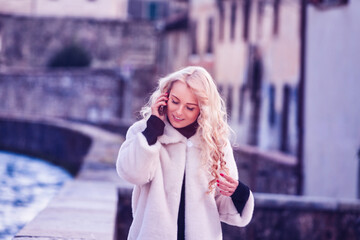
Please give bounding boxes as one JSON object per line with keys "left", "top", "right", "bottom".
{"left": 142, "top": 115, "right": 250, "bottom": 240}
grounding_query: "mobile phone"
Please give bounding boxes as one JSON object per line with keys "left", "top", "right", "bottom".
{"left": 158, "top": 105, "right": 167, "bottom": 116}
{"left": 158, "top": 92, "right": 168, "bottom": 116}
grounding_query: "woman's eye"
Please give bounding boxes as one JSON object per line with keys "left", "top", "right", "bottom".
{"left": 172, "top": 100, "right": 179, "bottom": 104}
{"left": 187, "top": 107, "right": 194, "bottom": 111}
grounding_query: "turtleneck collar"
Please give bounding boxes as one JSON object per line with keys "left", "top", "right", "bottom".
{"left": 167, "top": 116, "right": 198, "bottom": 139}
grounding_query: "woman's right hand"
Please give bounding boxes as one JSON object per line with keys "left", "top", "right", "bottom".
{"left": 151, "top": 92, "right": 168, "bottom": 121}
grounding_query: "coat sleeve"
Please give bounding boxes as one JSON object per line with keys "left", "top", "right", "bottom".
{"left": 116, "top": 120, "right": 162, "bottom": 186}
{"left": 215, "top": 141, "right": 254, "bottom": 227}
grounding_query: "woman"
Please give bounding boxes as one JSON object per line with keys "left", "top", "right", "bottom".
{"left": 116, "top": 66, "right": 254, "bottom": 239}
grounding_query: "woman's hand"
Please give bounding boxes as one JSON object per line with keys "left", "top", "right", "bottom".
{"left": 151, "top": 92, "right": 168, "bottom": 121}
{"left": 217, "top": 173, "right": 239, "bottom": 197}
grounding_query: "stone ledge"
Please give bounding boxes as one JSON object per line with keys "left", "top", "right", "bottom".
{"left": 254, "top": 193, "right": 360, "bottom": 212}
{"left": 115, "top": 189, "right": 360, "bottom": 239}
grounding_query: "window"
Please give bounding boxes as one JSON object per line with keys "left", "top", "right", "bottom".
{"left": 257, "top": 0, "right": 265, "bottom": 34}
{"left": 148, "top": 2, "right": 158, "bottom": 21}
{"left": 190, "top": 21, "right": 198, "bottom": 55}
{"left": 217, "top": 0, "right": 225, "bottom": 42}
{"left": 268, "top": 84, "right": 276, "bottom": 126}
{"left": 230, "top": 0, "right": 237, "bottom": 41}
{"left": 206, "top": 17, "right": 214, "bottom": 54}
{"left": 273, "top": 0, "right": 280, "bottom": 36}
{"left": 238, "top": 84, "right": 246, "bottom": 122}
{"left": 242, "top": 0, "right": 251, "bottom": 41}
{"left": 0, "top": 26, "right": 2, "bottom": 53}
{"left": 227, "top": 86, "right": 233, "bottom": 118}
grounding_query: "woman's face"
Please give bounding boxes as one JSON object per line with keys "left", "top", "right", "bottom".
{"left": 167, "top": 81, "right": 200, "bottom": 128}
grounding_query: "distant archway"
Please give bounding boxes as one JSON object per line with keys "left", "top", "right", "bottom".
{"left": 47, "top": 44, "right": 92, "bottom": 68}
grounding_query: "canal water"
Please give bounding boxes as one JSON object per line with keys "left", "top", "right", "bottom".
{"left": 0, "top": 151, "right": 72, "bottom": 240}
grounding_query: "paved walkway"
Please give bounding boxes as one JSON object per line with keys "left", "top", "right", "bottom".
{"left": 12, "top": 117, "right": 130, "bottom": 240}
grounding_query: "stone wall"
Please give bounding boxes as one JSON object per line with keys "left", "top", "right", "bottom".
{"left": 0, "top": 68, "right": 124, "bottom": 123}
{"left": 0, "top": 116, "right": 92, "bottom": 175}
{"left": 0, "top": 67, "right": 157, "bottom": 122}
{"left": 0, "top": 14, "right": 157, "bottom": 69}
{"left": 222, "top": 193, "right": 360, "bottom": 240}
{"left": 234, "top": 144, "right": 298, "bottom": 194}
{"left": 116, "top": 190, "right": 360, "bottom": 240}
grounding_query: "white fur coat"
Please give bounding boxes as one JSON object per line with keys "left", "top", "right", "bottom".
{"left": 116, "top": 119, "right": 254, "bottom": 240}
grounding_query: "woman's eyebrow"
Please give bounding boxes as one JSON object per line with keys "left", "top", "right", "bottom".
{"left": 171, "top": 94, "right": 180, "bottom": 101}
{"left": 187, "top": 103, "right": 198, "bottom": 106}
{"left": 171, "top": 94, "right": 198, "bottom": 106}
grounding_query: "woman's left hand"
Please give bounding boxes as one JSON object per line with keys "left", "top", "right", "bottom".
{"left": 217, "top": 173, "right": 239, "bottom": 197}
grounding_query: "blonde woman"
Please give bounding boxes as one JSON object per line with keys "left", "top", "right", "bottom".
{"left": 116, "top": 66, "right": 254, "bottom": 240}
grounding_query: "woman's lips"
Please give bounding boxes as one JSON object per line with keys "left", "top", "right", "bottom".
{"left": 172, "top": 114, "right": 183, "bottom": 122}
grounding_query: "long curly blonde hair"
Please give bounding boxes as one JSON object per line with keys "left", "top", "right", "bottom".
{"left": 140, "top": 66, "right": 230, "bottom": 193}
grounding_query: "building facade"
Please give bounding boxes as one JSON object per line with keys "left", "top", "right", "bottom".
{"left": 164, "top": 0, "right": 301, "bottom": 155}
{"left": 0, "top": 0, "right": 128, "bottom": 20}
{"left": 304, "top": 0, "right": 360, "bottom": 199}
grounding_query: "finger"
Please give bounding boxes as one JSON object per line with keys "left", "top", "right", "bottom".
{"left": 217, "top": 183, "right": 234, "bottom": 193}
{"left": 217, "top": 179, "right": 237, "bottom": 190}
{"left": 217, "top": 179, "right": 234, "bottom": 189}
{"left": 219, "top": 190, "right": 233, "bottom": 197}
{"left": 156, "top": 96, "right": 168, "bottom": 104}
{"left": 218, "top": 177, "right": 238, "bottom": 188}
{"left": 220, "top": 173, "right": 237, "bottom": 184}
{"left": 152, "top": 101, "right": 166, "bottom": 111}
{"left": 153, "top": 98, "right": 168, "bottom": 111}
{"left": 159, "top": 92, "right": 169, "bottom": 98}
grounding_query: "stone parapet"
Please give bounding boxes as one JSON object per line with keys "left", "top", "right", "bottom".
{"left": 222, "top": 193, "right": 360, "bottom": 240}
{"left": 234, "top": 144, "right": 298, "bottom": 194}
{"left": 115, "top": 189, "right": 360, "bottom": 240}
{"left": 117, "top": 190, "right": 360, "bottom": 240}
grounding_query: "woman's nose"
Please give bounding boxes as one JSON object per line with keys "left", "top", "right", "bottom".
{"left": 176, "top": 105, "right": 184, "bottom": 115}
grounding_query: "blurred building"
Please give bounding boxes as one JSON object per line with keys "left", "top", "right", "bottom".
{"left": 158, "top": 0, "right": 300, "bottom": 155}
{"left": 0, "top": 0, "right": 128, "bottom": 20}
{"left": 304, "top": 0, "right": 360, "bottom": 199}
{"left": 159, "top": 0, "right": 360, "bottom": 200}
